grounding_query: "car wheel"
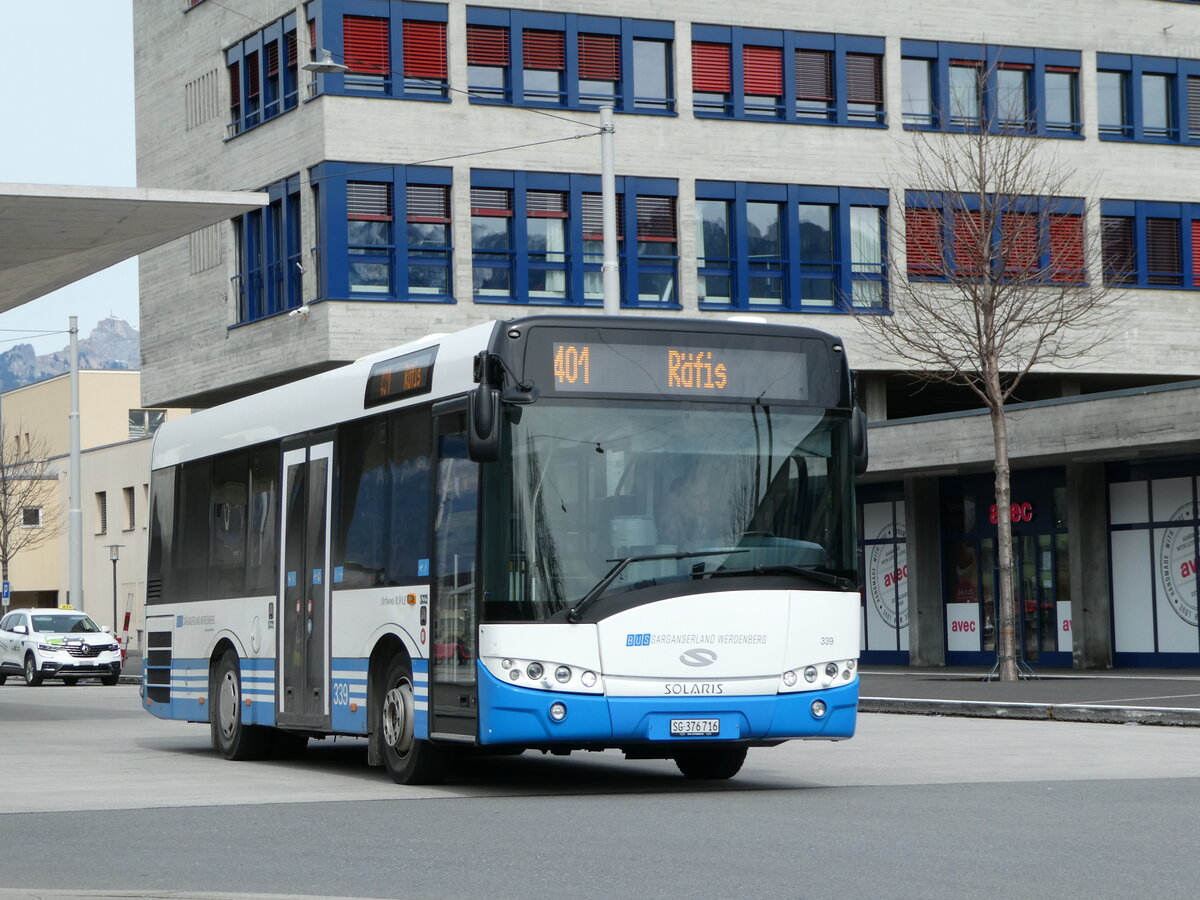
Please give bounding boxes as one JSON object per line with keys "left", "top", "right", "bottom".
{"left": 673, "top": 745, "right": 748, "bottom": 780}
{"left": 209, "top": 650, "right": 271, "bottom": 761}
{"left": 101, "top": 669, "right": 120, "bottom": 686}
{"left": 61, "top": 677, "right": 79, "bottom": 686}
{"left": 23, "top": 654, "right": 43, "bottom": 687}
{"left": 0, "top": 674, "right": 7, "bottom": 685}
{"left": 376, "top": 655, "right": 446, "bottom": 785}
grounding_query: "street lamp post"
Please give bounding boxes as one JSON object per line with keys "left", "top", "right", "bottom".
{"left": 106, "top": 544, "right": 124, "bottom": 636}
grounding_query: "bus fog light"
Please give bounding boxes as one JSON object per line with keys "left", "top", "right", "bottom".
{"left": 804, "top": 666, "right": 817, "bottom": 683}
{"left": 782, "top": 670, "right": 798, "bottom": 687}
{"left": 509, "top": 669, "right": 520, "bottom": 681}
{"left": 581, "top": 671, "right": 597, "bottom": 688}
{"left": 811, "top": 700, "right": 827, "bottom": 719}
{"left": 555, "top": 666, "right": 571, "bottom": 683}
{"left": 825, "top": 662, "right": 838, "bottom": 678}
{"left": 549, "top": 702, "right": 568, "bottom": 722}
{"left": 526, "top": 662, "right": 544, "bottom": 680}
{"left": 501, "top": 658, "right": 513, "bottom": 670}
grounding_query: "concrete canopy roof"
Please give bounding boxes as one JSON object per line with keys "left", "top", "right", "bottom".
{"left": 0, "top": 183, "right": 268, "bottom": 311}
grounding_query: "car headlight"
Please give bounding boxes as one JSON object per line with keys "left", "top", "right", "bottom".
{"left": 37, "top": 644, "right": 59, "bottom": 653}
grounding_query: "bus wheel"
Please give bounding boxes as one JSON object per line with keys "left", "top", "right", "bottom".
{"left": 379, "top": 656, "right": 446, "bottom": 785}
{"left": 210, "top": 651, "right": 271, "bottom": 761}
{"left": 673, "top": 745, "right": 748, "bottom": 780}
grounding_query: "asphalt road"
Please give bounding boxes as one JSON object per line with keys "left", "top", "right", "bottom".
{"left": 1, "top": 684, "right": 1198, "bottom": 899}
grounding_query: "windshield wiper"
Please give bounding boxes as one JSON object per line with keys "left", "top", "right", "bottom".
{"left": 710, "top": 564, "right": 855, "bottom": 592}
{"left": 566, "top": 550, "right": 748, "bottom": 623}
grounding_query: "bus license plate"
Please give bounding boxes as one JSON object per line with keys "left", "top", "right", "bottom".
{"left": 670, "top": 718, "right": 720, "bottom": 737}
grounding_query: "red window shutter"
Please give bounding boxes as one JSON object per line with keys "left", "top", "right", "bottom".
{"left": 526, "top": 190, "right": 568, "bottom": 217}
{"left": 347, "top": 182, "right": 393, "bottom": 221}
{"left": 403, "top": 20, "right": 447, "bottom": 79}
{"left": 581, "top": 193, "right": 626, "bottom": 240}
{"left": 692, "top": 42, "right": 731, "bottom": 93}
{"left": 1000, "top": 212, "right": 1039, "bottom": 274}
{"left": 1049, "top": 214, "right": 1084, "bottom": 283}
{"left": 636, "top": 196, "right": 677, "bottom": 241}
{"left": 246, "top": 51, "right": 260, "bottom": 99}
{"left": 228, "top": 61, "right": 240, "bottom": 107}
{"left": 308, "top": 19, "right": 317, "bottom": 61}
{"left": 1101, "top": 216, "right": 1136, "bottom": 285}
{"left": 795, "top": 50, "right": 832, "bottom": 101}
{"left": 471, "top": 187, "right": 512, "bottom": 216}
{"left": 905, "top": 207, "right": 942, "bottom": 275}
{"left": 743, "top": 45, "right": 783, "bottom": 96}
{"left": 286, "top": 30, "right": 297, "bottom": 68}
{"left": 578, "top": 33, "right": 620, "bottom": 81}
{"left": 952, "top": 210, "right": 986, "bottom": 275}
{"left": 1045, "top": 66, "right": 1078, "bottom": 74}
{"left": 344, "top": 15, "right": 390, "bottom": 75}
{"left": 1193, "top": 221, "right": 1200, "bottom": 287}
{"left": 467, "top": 25, "right": 509, "bottom": 67}
{"left": 523, "top": 30, "right": 565, "bottom": 71}
{"left": 845, "top": 53, "right": 883, "bottom": 104}
{"left": 267, "top": 42, "right": 279, "bottom": 78}
{"left": 407, "top": 184, "right": 450, "bottom": 223}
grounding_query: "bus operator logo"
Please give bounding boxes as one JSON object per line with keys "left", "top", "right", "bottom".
{"left": 680, "top": 648, "right": 718, "bottom": 667}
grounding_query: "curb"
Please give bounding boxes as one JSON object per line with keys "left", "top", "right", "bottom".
{"left": 861, "top": 697, "right": 1200, "bottom": 727}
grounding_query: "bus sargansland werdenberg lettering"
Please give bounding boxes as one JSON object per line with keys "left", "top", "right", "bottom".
{"left": 144, "top": 315, "right": 868, "bottom": 784}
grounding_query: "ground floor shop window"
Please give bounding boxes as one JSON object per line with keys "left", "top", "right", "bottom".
{"left": 859, "top": 496, "right": 908, "bottom": 660}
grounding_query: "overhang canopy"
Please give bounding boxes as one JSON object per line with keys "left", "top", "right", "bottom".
{"left": 0, "top": 183, "right": 268, "bottom": 312}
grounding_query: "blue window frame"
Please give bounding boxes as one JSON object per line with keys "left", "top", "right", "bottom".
{"left": 465, "top": 7, "right": 675, "bottom": 114}
{"left": 690, "top": 25, "right": 885, "bottom": 127}
{"left": 470, "top": 170, "right": 679, "bottom": 308}
{"left": 305, "top": 0, "right": 449, "bottom": 102}
{"left": 695, "top": 182, "right": 888, "bottom": 313}
{"left": 1096, "top": 54, "right": 1200, "bottom": 145}
{"left": 234, "top": 176, "right": 303, "bottom": 324}
{"left": 901, "top": 40, "right": 1081, "bottom": 137}
{"left": 904, "top": 193, "right": 1086, "bottom": 284}
{"left": 225, "top": 12, "right": 299, "bottom": 137}
{"left": 1100, "top": 200, "right": 1200, "bottom": 288}
{"left": 310, "top": 162, "right": 454, "bottom": 303}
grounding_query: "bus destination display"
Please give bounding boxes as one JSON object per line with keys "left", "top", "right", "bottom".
{"left": 550, "top": 339, "right": 809, "bottom": 402}
{"left": 364, "top": 346, "right": 437, "bottom": 408}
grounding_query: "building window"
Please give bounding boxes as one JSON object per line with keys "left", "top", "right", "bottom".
{"left": 696, "top": 182, "right": 888, "bottom": 313}
{"left": 225, "top": 12, "right": 299, "bottom": 137}
{"left": 307, "top": 2, "right": 449, "bottom": 102}
{"left": 96, "top": 492, "right": 108, "bottom": 536}
{"left": 21, "top": 507, "right": 42, "bottom": 528}
{"left": 124, "top": 487, "right": 136, "bottom": 531}
{"left": 233, "top": 175, "right": 303, "bottom": 323}
{"left": 310, "top": 162, "right": 453, "bottom": 303}
{"left": 1096, "top": 53, "right": 1200, "bottom": 145}
{"left": 1100, "top": 200, "right": 1200, "bottom": 287}
{"left": 904, "top": 195, "right": 1085, "bottom": 284}
{"left": 129, "top": 409, "right": 167, "bottom": 439}
{"left": 465, "top": 8, "right": 674, "bottom": 114}
{"left": 901, "top": 41, "right": 1081, "bottom": 136}
{"left": 692, "top": 26, "right": 885, "bottom": 127}
{"left": 471, "top": 171, "right": 679, "bottom": 308}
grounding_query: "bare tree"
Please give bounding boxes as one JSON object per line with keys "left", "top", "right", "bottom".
{"left": 860, "top": 67, "right": 1124, "bottom": 680}
{"left": 0, "top": 422, "right": 65, "bottom": 588}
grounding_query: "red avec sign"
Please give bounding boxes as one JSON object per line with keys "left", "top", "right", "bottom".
{"left": 990, "top": 502, "right": 1034, "bottom": 524}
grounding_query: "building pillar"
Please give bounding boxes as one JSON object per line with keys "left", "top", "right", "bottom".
{"left": 859, "top": 373, "right": 888, "bottom": 422}
{"left": 1067, "top": 461, "right": 1113, "bottom": 669}
{"left": 903, "top": 475, "right": 944, "bottom": 667}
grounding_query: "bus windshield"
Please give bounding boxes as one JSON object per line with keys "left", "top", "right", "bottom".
{"left": 494, "top": 399, "right": 856, "bottom": 621}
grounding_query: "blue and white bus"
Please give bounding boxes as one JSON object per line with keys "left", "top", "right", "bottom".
{"left": 143, "top": 315, "right": 866, "bottom": 783}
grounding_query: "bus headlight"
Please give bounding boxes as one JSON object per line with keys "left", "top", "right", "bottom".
{"left": 782, "top": 670, "right": 798, "bottom": 687}
{"left": 581, "top": 671, "right": 597, "bottom": 688}
{"left": 825, "top": 662, "right": 838, "bottom": 678}
{"left": 554, "top": 666, "right": 571, "bottom": 683}
{"left": 804, "top": 666, "right": 818, "bottom": 683}
{"left": 526, "top": 662, "right": 544, "bottom": 680}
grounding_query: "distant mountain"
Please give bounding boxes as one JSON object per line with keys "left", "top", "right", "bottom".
{"left": 0, "top": 318, "right": 140, "bottom": 393}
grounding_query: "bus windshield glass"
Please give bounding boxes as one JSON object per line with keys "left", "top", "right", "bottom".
{"left": 495, "top": 398, "right": 855, "bottom": 621}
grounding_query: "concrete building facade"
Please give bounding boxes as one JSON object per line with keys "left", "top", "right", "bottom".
{"left": 134, "top": 0, "right": 1200, "bottom": 667}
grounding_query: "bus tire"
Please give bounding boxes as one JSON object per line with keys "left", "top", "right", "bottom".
{"left": 673, "top": 745, "right": 747, "bottom": 780}
{"left": 210, "top": 650, "right": 271, "bottom": 761}
{"left": 378, "top": 655, "right": 446, "bottom": 785}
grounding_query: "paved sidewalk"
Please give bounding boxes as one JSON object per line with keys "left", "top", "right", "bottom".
{"left": 860, "top": 666, "right": 1200, "bottom": 726}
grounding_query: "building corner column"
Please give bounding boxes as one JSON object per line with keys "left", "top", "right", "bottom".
{"left": 903, "top": 475, "right": 944, "bottom": 667}
{"left": 1067, "top": 461, "right": 1113, "bottom": 670}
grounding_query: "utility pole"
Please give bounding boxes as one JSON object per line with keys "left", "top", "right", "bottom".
{"left": 599, "top": 105, "right": 619, "bottom": 316}
{"left": 69, "top": 317, "right": 82, "bottom": 610}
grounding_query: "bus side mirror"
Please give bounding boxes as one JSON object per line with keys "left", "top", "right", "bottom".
{"left": 468, "top": 383, "right": 501, "bottom": 463}
{"left": 853, "top": 406, "right": 869, "bottom": 476}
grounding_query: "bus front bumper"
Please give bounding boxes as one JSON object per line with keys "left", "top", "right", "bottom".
{"left": 477, "top": 666, "right": 858, "bottom": 747}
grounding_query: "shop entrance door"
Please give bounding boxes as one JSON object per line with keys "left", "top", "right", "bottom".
{"left": 1012, "top": 534, "right": 1071, "bottom": 666}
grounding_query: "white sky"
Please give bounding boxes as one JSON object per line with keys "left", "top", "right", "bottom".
{"left": 0, "top": 0, "right": 137, "bottom": 354}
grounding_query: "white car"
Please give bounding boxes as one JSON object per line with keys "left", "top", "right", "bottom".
{"left": 0, "top": 607, "right": 122, "bottom": 686}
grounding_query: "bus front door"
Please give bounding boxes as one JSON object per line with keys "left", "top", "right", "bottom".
{"left": 428, "top": 408, "right": 479, "bottom": 743}
{"left": 277, "top": 439, "right": 334, "bottom": 731}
